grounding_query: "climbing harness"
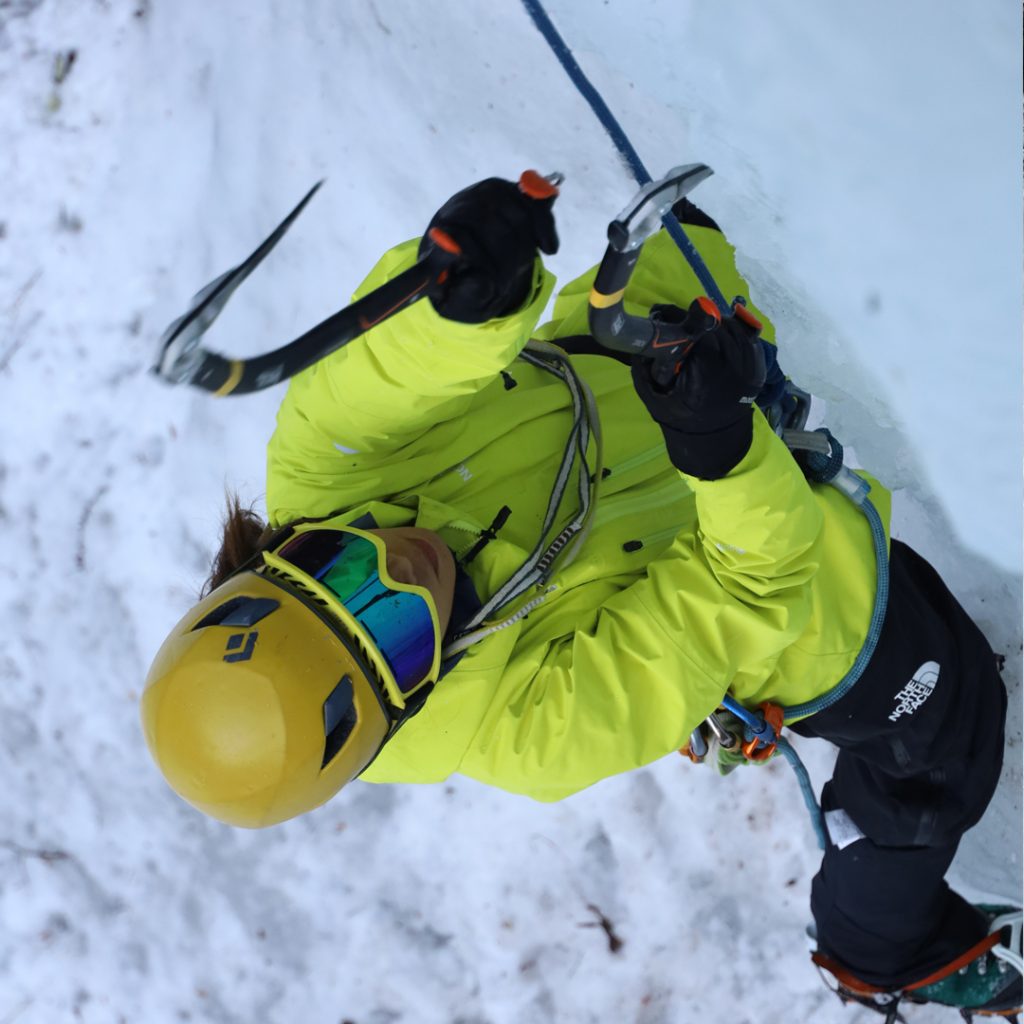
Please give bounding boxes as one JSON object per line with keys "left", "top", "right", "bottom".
{"left": 442, "top": 340, "right": 604, "bottom": 659}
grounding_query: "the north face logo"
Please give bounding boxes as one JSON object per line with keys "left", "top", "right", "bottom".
{"left": 888, "top": 661, "right": 940, "bottom": 722}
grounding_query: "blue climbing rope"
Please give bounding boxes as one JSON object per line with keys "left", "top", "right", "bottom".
{"left": 777, "top": 737, "right": 828, "bottom": 850}
{"left": 778, "top": 452, "right": 892, "bottom": 716}
{"left": 720, "top": 694, "right": 827, "bottom": 849}
{"left": 520, "top": 1, "right": 891, "bottom": 854}
{"left": 520, "top": 0, "right": 731, "bottom": 313}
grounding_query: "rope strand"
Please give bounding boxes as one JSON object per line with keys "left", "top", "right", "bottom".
{"left": 520, "top": 0, "right": 730, "bottom": 311}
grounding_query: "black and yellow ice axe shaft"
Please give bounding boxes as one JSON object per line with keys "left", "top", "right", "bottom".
{"left": 154, "top": 171, "right": 561, "bottom": 396}
{"left": 588, "top": 163, "right": 726, "bottom": 387}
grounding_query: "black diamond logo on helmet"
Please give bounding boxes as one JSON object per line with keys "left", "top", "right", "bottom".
{"left": 223, "top": 631, "right": 258, "bottom": 663}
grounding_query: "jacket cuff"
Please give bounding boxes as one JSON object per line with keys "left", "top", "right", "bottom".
{"left": 660, "top": 409, "right": 754, "bottom": 480}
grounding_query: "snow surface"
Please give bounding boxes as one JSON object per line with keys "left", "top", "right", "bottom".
{"left": 0, "top": 2, "right": 1020, "bottom": 1022}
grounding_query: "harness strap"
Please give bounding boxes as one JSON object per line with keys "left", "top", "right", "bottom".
{"left": 444, "top": 341, "right": 603, "bottom": 656}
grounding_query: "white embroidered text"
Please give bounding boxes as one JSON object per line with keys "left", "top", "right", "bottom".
{"left": 889, "top": 661, "right": 940, "bottom": 722}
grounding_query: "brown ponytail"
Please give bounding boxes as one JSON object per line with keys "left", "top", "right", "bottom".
{"left": 201, "top": 495, "right": 275, "bottom": 597}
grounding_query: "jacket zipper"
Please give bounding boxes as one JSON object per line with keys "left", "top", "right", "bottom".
{"left": 605, "top": 444, "right": 664, "bottom": 479}
{"left": 592, "top": 475, "right": 685, "bottom": 531}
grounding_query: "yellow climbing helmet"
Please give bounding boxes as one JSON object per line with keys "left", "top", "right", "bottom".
{"left": 141, "top": 522, "right": 443, "bottom": 828}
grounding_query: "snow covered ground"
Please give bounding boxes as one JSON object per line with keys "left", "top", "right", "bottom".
{"left": 0, "top": 1, "right": 1020, "bottom": 1022}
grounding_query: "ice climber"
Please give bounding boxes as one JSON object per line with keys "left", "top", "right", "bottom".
{"left": 141, "top": 176, "right": 1022, "bottom": 1020}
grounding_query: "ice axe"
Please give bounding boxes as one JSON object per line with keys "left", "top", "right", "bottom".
{"left": 588, "top": 163, "right": 761, "bottom": 388}
{"left": 153, "top": 170, "right": 562, "bottom": 396}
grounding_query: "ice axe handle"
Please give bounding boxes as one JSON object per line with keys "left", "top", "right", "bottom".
{"left": 185, "top": 248, "right": 459, "bottom": 395}
{"left": 158, "top": 173, "right": 560, "bottom": 397}
{"left": 422, "top": 167, "right": 561, "bottom": 295}
{"left": 418, "top": 227, "right": 462, "bottom": 299}
{"left": 648, "top": 297, "right": 722, "bottom": 390}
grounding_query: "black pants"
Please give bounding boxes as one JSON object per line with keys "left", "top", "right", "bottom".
{"left": 791, "top": 540, "right": 1007, "bottom": 988}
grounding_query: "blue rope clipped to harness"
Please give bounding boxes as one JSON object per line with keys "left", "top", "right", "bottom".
{"left": 520, "top": 0, "right": 731, "bottom": 313}
{"left": 720, "top": 695, "right": 828, "bottom": 850}
{"left": 783, "top": 430, "right": 891, "bottom": 720}
{"left": 720, "top": 430, "right": 892, "bottom": 851}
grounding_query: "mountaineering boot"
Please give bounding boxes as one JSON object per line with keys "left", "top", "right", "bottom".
{"left": 910, "top": 907, "right": 1022, "bottom": 1020}
{"left": 811, "top": 906, "right": 1022, "bottom": 1023}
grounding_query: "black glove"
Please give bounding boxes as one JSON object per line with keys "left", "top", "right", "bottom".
{"left": 631, "top": 299, "right": 767, "bottom": 479}
{"left": 418, "top": 177, "right": 558, "bottom": 323}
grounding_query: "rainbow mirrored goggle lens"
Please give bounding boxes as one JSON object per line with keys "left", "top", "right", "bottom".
{"left": 266, "top": 527, "right": 441, "bottom": 704}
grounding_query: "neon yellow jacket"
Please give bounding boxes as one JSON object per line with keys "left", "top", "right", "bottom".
{"left": 266, "top": 228, "right": 890, "bottom": 801}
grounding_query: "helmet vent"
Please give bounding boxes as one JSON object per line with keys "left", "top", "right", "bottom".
{"left": 263, "top": 566, "right": 331, "bottom": 610}
{"left": 322, "top": 675, "right": 357, "bottom": 769}
{"left": 193, "top": 595, "right": 280, "bottom": 630}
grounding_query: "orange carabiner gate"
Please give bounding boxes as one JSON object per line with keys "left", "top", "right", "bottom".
{"left": 740, "top": 702, "right": 785, "bottom": 762}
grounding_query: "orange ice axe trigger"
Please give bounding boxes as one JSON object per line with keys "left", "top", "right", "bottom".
{"left": 518, "top": 169, "right": 563, "bottom": 200}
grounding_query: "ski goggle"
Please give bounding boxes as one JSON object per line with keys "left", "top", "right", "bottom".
{"left": 261, "top": 524, "right": 442, "bottom": 708}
